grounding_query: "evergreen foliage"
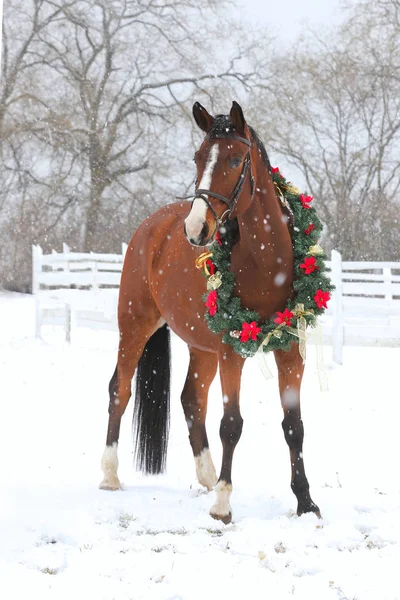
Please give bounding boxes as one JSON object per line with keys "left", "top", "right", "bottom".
{"left": 201, "top": 170, "right": 335, "bottom": 358}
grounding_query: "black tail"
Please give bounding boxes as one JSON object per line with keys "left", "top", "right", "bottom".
{"left": 133, "top": 324, "right": 171, "bottom": 475}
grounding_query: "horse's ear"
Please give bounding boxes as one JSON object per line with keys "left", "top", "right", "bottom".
{"left": 230, "top": 101, "right": 246, "bottom": 136}
{"left": 193, "top": 102, "right": 214, "bottom": 133}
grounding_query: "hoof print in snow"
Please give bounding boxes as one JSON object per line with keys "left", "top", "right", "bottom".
{"left": 41, "top": 567, "right": 59, "bottom": 575}
{"left": 274, "top": 542, "right": 287, "bottom": 554}
{"left": 189, "top": 487, "right": 209, "bottom": 498}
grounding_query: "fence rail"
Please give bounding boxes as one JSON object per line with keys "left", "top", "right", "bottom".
{"left": 32, "top": 245, "right": 400, "bottom": 360}
{"left": 325, "top": 250, "right": 400, "bottom": 363}
{"left": 32, "top": 243, "right": 126, "bottom": 340}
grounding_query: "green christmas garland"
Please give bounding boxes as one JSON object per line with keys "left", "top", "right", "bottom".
{"left": 198, "top": 167, "right": 335, "bottom": 358}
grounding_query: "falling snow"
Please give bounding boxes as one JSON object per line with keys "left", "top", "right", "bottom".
{"left": 274, "top": 272, "right": 287, "bottom": 287}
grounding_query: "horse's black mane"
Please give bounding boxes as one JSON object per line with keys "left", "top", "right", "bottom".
{"left": 207, "top": 115, "right": 272, "bottom": 174}
{"left": 248, "top": 125, "right": 272, "bottom": 173}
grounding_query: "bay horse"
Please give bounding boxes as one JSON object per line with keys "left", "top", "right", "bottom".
{"left": 99, "top": 101, "right": 320, "bottom": 524}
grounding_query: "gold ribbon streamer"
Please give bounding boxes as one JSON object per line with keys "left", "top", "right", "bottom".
{"left": 256, "top": 324, "right": 284, "bottom": 379}
{"left": 255, "top": 311, "right": 329, "bottom": 391}
{"left": 256, "top": 304, "right": 315, "bottom": 378}
{"left": 312, "top": 319, "right": 329, "bottom": 392}
{"left": 286, "top": 303, "right": 315, "bottom": 363}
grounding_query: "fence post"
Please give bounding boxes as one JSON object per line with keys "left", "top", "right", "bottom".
{"left": 91, "top": 251, "right": 99, "bottom": 290}
{"left": 62, "top": 243, "right": 71, "bottom": 281}
{"left": 65, "top": 303, "right": 72, "bottom": 343}
{"left": 32, "top": 245, "right": 42, "bottom": 295}
{"left": 383, "top": 267, "right": 392, "bottom": 314}
{"left": 32, "top": 245, "right": 43, "bottom": 338}
{"left": 121, "top": 242, "right": 128, "bottom": 259}
{"left": 331, "top": 249, "right": 343, "bottom": 365}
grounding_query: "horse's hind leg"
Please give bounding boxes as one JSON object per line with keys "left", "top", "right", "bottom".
{"left": 181, "top": 347, "right": 218, "bottom": 491}
{"left": 99, "top": 364, "right": 121, "bottom": 490}
{"left": 99, "top": 318, "right": 160, "bottom": 490}
{"left": 274, "top": 344, "right": 321, "bottom": 517}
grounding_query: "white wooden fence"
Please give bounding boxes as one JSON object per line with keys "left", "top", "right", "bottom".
{"left": 32, "top": 245, "right": 400, "bottom": 361}
{"left": 326, "top": 250, "right": 400, "bottom": 363}
{"left": 32, "top": 243, "right": 127, "bottom": 341}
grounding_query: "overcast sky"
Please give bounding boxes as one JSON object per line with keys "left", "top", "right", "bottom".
{"left": 236, "top": 0, "right": 345, "bottom": 43}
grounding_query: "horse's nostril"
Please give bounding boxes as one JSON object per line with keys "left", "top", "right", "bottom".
{"left": 200, "top": 222, "right": 209, "bottom": 241}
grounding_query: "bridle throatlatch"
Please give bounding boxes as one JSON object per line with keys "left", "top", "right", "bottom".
{"left": 177, "top": 134, "right": 255, "bottom": 227}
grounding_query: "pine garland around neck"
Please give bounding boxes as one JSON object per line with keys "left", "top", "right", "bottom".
{"left": 199, "top": 168, "right": 335, "bottom": 359}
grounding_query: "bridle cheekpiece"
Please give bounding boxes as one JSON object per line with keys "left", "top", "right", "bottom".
{"left": 179, "top": 133, "right": 255, "bottom": 228}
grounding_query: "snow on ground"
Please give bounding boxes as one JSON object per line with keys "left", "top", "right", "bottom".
{"left": 1, "top": 291, "right": 400, "bottom": 600}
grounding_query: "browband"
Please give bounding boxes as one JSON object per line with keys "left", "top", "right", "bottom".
{"left": 207, "top": 133, "right": 252, "bottom": 147}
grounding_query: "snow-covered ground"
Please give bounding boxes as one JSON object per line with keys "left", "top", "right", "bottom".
{"left": 1, "top": 291, "right": 400, "bottom": 600}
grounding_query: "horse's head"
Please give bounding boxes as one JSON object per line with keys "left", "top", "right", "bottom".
{"left": 184, "top": 101, "right": 254, "bottom": 247}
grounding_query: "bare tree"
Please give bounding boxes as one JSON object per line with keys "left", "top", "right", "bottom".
{"left": 35, "top": 0, "right": 257, "bottom": 251}
{"left": 0, "top": 0, "right": 262, "bottom": 289}
{"left": 249, "top": 0, "right": 400, "bottom": 259}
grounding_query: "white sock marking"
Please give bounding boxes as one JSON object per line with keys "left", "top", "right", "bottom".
{"left": 99, "top": 443, "right": 121, "bottom": 490}
{"left": 210, "top": 480, "right": 232, "bottom": 517}
{"left": 195, "top": 448, "right": 217, "bottom": 491}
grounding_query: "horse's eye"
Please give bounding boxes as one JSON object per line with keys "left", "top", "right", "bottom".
{"left": 229, "top": 157, "right": 242, "bottom": 169}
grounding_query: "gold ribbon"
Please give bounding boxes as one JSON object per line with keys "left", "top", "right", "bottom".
{"left": 307, "top": 244, "right": 324, "bottom": 256}
{"left": 207, "top": 271, "right": 222, "bottom": 291}
{"left": 274, "top": 180, "right": 300, "bottom": 197}
{"left": 256, "top": 304, "right": 314, "bottom": 379}
{"left": 255, "top": 307, "right": 328, "bottom": 391}
{"left": 256, "top": 323, "right": 285, "bottom": 379}
{"left": 285, "top": 303, "right": 315, "bottom": 363}
{"left": 285, "top": 183, "right": 300, "bottom": 195}
{"left": 273, "top": 182, "right": 289, "bottom": 208}
{"left": 195, "top": 251, "right": 213, "bottom": 275}
{"left": 312, "top": 319, "right": 329, "bottom": 392}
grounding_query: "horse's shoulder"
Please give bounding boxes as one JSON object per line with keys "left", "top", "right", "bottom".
{"left": 141, "top": 200, "right": 190, "bottom": 229}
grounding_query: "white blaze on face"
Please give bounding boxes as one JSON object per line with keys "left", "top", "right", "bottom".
{"left": 185, "top": 143, "right": 219, "bottom": 243}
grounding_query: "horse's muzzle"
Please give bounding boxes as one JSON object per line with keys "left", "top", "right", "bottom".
{"left": 184, "top": 221, "right": 210, "bottom": 247}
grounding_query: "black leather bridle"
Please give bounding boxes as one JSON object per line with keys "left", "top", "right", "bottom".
{"left": 178, "top": 134, "right": 255, "bottom": 228}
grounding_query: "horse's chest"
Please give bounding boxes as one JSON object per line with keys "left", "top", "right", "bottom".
{"left": 231, "top": 254, "right": 293, "bottom": 319}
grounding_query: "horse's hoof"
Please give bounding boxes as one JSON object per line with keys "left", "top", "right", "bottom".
{"left": 297, "top": 503, "right": 321, "bottom": 519}
{"left": 99, "top": 479, "right": 122, "bottom": 491}
{"left": 210, "top": 510, "right": 232, "bottom": 525}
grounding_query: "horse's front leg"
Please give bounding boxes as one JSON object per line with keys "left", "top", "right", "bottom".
{"left": 274, "top": 344, "right": 321, "bottom": 517}
{"left": 210, "top": 347, "right": 245, "bottom": 524}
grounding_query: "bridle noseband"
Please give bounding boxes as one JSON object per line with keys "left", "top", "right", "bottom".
{"left": 179, "top": 134, "right": 255, "bottom": 228}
